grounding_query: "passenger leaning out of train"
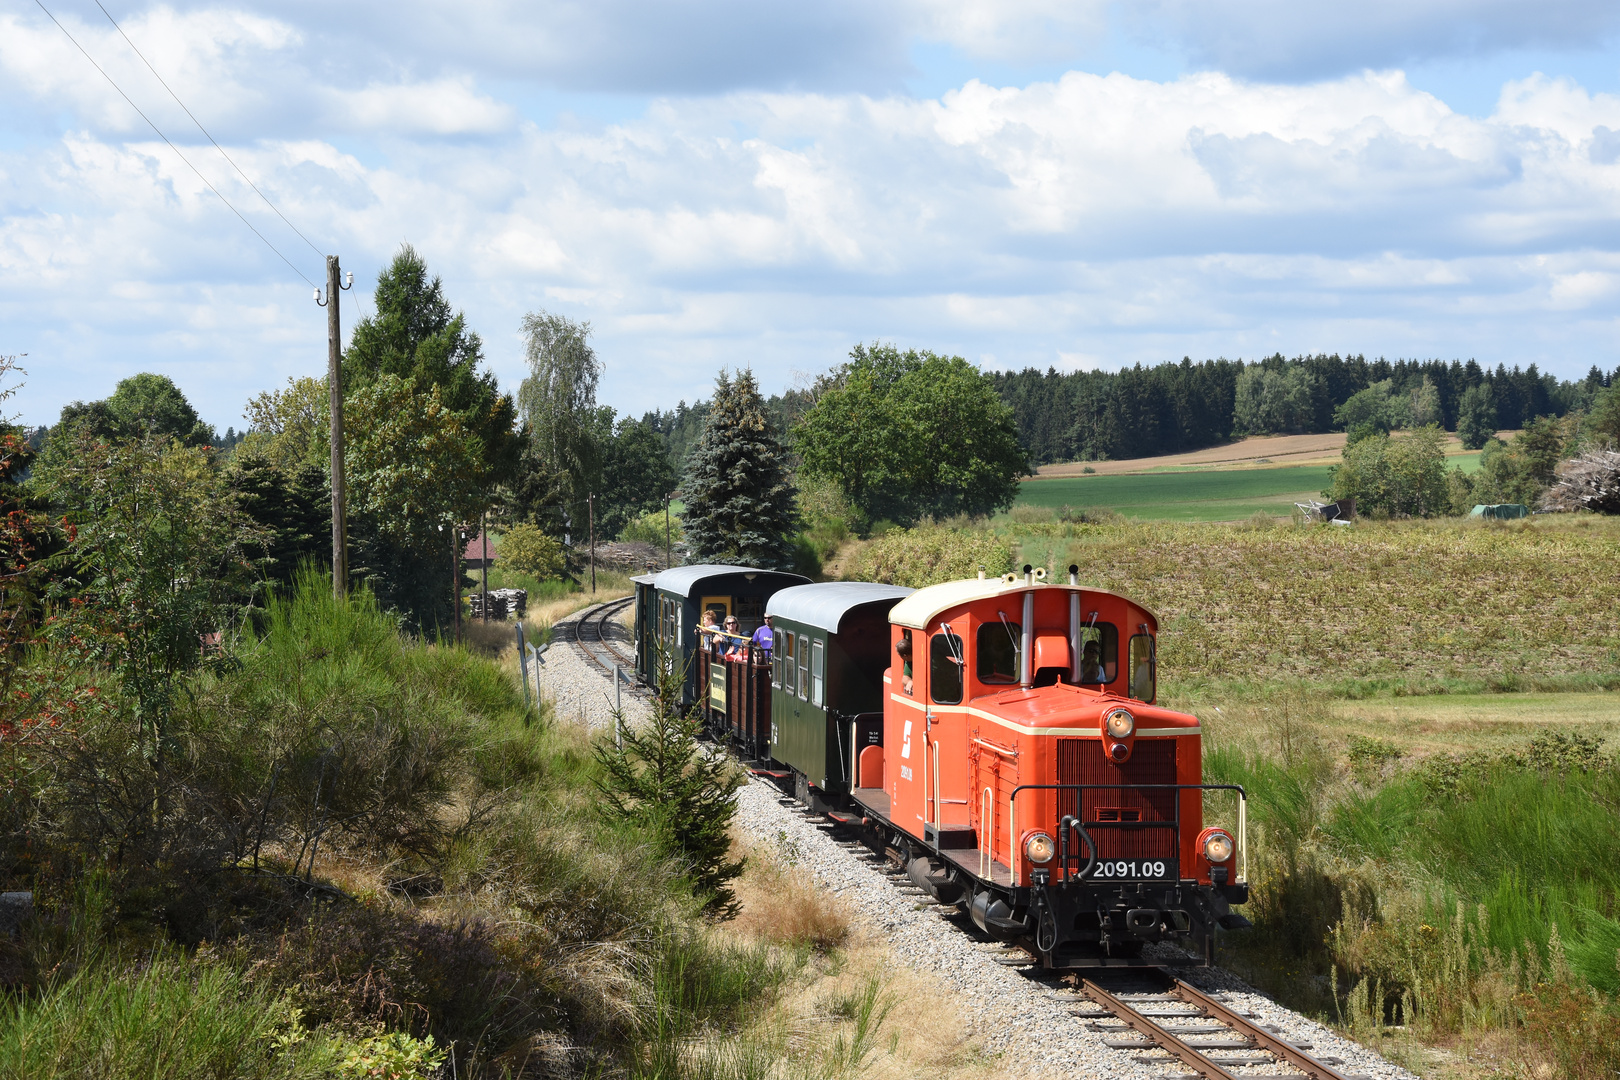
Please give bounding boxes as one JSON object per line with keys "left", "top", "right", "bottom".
{"left": 751, "top": 613, "right": 775, "bottom": 657}
{"left": 1079, "top": 640, "right": 1107, "bottom": 684}
{"left": 700, "top": 610, "right": 721, "bottom": 652}
{"left": 722, "top": 616, "right": 748, "bottom": 659}
{"left": 896, "top": 630, "right": 914, "bottom": 694}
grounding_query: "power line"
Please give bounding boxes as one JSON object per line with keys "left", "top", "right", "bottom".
{"left": 90, "top": 0, "right": 327, "bottom": 262}
{"left": 33, "top": 0, "right": 319, "bottom": 289}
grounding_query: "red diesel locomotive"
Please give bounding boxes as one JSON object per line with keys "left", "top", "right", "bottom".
{"left": 635, "top": 563, "right": 1251, "bottom": 968}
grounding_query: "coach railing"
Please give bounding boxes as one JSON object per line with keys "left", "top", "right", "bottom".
{"left": 1005, "top": 783, "right": 1246, "bottom": 887}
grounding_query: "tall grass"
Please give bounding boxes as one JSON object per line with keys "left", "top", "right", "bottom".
{"left": 0, "top": 952, "right": 342, "bottom": 1079}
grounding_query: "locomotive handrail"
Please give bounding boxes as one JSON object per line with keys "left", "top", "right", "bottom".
{"left": 1005, "top": 783, "right": 1246, "bottom": 887}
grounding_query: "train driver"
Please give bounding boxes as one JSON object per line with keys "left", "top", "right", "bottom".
{"left": 896, "top": 630, "right": 914, "bottom": 695}
{"left": 1079, "top": 640, "right": 1107, "bottom": 684}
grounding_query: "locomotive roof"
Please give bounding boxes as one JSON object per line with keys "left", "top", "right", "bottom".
{"left": 888, "top": 578, "right": 1159, "bottom": 630}
{"left": 652, "top": 564, "right": 811, "bottom": 598}
{"left": 766, "top": 582, "right": 914, "bottom": 634}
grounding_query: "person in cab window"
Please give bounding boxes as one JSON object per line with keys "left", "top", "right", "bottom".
{"left": 1132, "top": 656, "right": 1153, "bottom": 700}
{"left": 896, "top": 631, "right": 914, "bottom": 694}
{"left": 1080, "top": 640, "right": 1106, "bottom": 684}
{"left": 751, "top": 613, "right": 775, "bottom": 658}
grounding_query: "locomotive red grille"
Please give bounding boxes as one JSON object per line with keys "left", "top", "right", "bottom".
{"left": 1055, "top": 738, "right": 1178, "bottom": 860}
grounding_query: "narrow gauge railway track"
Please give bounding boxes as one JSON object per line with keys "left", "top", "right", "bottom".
{"left": 566, "top": 597, "right": 637, "bottom": 677}
{"left": 1070, "top": 973, "right": 1364, "bottom": 1080}
{"left": 564, "top": 604, "right": 1368, "bottom": 1080}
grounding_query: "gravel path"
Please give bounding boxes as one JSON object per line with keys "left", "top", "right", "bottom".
{"left": 549, "top": 604, "right": 1419, "bottom": 1080}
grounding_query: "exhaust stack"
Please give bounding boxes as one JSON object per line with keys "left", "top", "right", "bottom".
{"left": 1068, "top": 564, "right": 1081, "bottom": 683}
{"left": 1020, "top": 565, "right": 1034, "bottom": 686}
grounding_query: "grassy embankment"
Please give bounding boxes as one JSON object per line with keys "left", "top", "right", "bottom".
{"left": 0, "top": 574, "right": 996, "bottom": 1080}
{"left": 833, "top": 511, "right": 1620, "bottom": 1078}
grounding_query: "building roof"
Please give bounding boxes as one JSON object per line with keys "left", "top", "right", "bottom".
{"left": 653, "top": 563, "right": 811, "bottom": 598}
{"left": 888, "top": 577, "right": 1158, "bottom": 630}
{"left": 462, "top": 531, "right": 495, "bottom": 562}
{"left": 766, "top": 582, "right": 915, "bottom": 634}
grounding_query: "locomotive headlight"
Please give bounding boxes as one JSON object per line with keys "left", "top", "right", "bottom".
{"left": 1202, "top": 830, "right": 1234, "bottom": 864}
{"left": 1104, "top": 708, "right": 1135, "bottom": 739}
{"left": 1024, "top": 832, "right": 1056, "bottom": 864}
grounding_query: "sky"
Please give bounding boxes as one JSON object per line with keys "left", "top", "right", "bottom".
{"left": 4, "top": 1, "right": 1620, "bottom": 432}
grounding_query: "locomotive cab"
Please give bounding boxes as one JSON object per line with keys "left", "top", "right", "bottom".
{"left": 849, "top": 565, "right": 1250, "bottom": 968}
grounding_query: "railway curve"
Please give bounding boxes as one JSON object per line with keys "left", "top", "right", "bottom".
{"left": 556, "top": 599, "right": 1409, "bottom": 1080}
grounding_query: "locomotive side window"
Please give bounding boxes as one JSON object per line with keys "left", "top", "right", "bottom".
{"left": 811, "top": 639, "right": 825, "bottom": 707}
{"left": 783, "top": 633, "right": 797, "bottom": 695}
{"left": 1078, "top": 622, "right": 1119, "bottom": 685}
{"left": 930, "top": 629, "right": 964, "bottom": 704}
{"left": 1128, "top": 633, "right": 1155, "bottom": 702}
{"left": 976, "top": 620, "right": 1020, "bottom": 684}
{"left": 797, "top": 635, "right": 810, "bottom": 701}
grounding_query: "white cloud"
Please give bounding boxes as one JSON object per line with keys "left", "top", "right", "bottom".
{"left": 7, "top": 38, "right": 1620, "bottom": 425}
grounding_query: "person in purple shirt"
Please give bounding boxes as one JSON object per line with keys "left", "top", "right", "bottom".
{"left": 750, "top": 613, "right": 775, "bottom": 657}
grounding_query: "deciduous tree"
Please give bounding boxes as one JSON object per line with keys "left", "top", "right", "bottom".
{"left": 795, "top": 344, "right": 1028, "bottom": 527}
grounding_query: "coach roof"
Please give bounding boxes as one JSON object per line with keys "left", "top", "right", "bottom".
{"left": 653, "top": 564, "right": 811, "bottom": 598}
{"left": 766, "top": 582, "right": 914, "bottom": 634}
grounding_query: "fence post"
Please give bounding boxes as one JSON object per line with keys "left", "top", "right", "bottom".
{"left": 614, "top": 664, "right": 623, "bottom": 749}
{"left": 516, "top": 622, "right": 530, "bottom": 709}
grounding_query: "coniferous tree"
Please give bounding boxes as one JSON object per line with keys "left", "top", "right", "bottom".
{"left": 680, "top": 370, "right": 798, "bottom": 569}
{"left": 594, "top": 644, "right": 744, "bottom": 918}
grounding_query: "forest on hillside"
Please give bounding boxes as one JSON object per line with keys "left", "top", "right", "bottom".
{"left": 994, "top": 354, "right": 1617, "bottom": 466}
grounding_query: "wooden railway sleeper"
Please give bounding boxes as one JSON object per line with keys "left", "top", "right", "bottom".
{"left": 1170, "top": 978, "right": 1353, "bottom": 1080}
{"left": 1080, "top": 980, "right": 1244, "bottom": 1080}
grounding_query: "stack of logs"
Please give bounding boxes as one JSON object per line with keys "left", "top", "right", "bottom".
{"left": 468, "top": 588, "right": 528, "bottom": 619}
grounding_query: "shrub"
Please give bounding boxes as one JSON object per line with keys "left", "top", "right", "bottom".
{"left": 619, "top": 508, "right": 684, "bottom": 547}
{"left": 500, "top": 523, "right": 568, "bottom": 580}
{"left": 1325, "top": 425, "right": 1449, "bottom": 518}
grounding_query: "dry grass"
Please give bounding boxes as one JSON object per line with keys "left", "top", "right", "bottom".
{"left": 1010, "top": 515, "right": 1620, "bottom": 695}
{"left": 732, "top": 838, "right": 854, "bottom": 954}
{"left": 712, "top": 839, "right": 1012, "bottom": 1080}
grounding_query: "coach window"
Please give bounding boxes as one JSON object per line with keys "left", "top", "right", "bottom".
{"left": 771, "top": 630, "right": 784, "bottom": 687}
{"left": 976, "top": 620, "right": 1020, "bottom": 684}
{"left": 930, "top": 629, "right": 964, "bottom": 705}
{"left": 1128, "top": 633, "right": 1155, "bottom": 702}
{"left": 797, "top": 635, "right": 811, "bottom": 701}
{"left": 783, "top": 633, "right": 796, "bottom": 696}
{"left": 811, "top": 639, "right": 825, "bottom": 707}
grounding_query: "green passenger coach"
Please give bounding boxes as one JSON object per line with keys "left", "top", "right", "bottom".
{"left": 766, "top": 583, "right": 913, "bottom": 805}
{"left": 632, "top": 564, "right": 811, "bottom": 705}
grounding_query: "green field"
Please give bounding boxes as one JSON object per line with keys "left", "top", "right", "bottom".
{"left": 1017, "top": 465, "right": 1335, "bottom": 521}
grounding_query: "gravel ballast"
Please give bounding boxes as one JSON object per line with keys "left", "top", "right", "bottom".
{"left": 549, "top": 603, "right": 1419, "bottom": 1080}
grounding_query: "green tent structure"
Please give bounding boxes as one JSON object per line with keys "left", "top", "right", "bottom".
{"left": 1470, "top": 503, "right": 1529, "bottom": 519}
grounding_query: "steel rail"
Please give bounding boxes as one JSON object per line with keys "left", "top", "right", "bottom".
{"left": 1080, "top": 979, "right": 1243, "bottom": 1080}
{"left": 568, "top": 597, "right": 636, "bottom": 675}
{"left": 1171, "top": 977, "right": 1355, "bottom": 1080}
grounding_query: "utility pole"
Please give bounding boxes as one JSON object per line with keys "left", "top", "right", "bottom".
{"left": 452, "top": 525, "right": 462, "bottom": 643}
{"left": 480, "top": 511, "right": 489, "bottom": 623}
{"left": 665, "top": 492, "right": 673, "bottom": 569}
{"left": 316, "top": 256, "right": 352, "bottom": 598}
{"left": 588, "top": 493, "right": 596, "bottom": 595}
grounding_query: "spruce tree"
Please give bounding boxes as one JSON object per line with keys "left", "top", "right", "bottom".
{"left": 594, "top": 646, "right": 744, "bottom": 918}
{"left": 680, "top": 370, "right": 798, "bottom": 569}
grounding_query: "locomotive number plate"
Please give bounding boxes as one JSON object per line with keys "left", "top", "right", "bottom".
{"left": 1086, "top": 859, "right": 1178, "bottom": 882}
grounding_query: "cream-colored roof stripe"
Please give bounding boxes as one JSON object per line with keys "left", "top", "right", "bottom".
{"left": 888, "top": 579, "right": 1159, "bottom": 631}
